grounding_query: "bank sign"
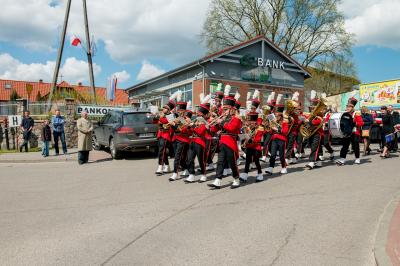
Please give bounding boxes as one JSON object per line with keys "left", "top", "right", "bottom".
{"left": 240, "top": 54, "right": 286, "bottom": 70}
{"left": 76, "top": 105, "right": 130, "bottom": 116}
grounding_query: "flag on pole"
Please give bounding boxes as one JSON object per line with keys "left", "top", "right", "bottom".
{"left": 71, "top": 36, "right": 81, "bottom": 46}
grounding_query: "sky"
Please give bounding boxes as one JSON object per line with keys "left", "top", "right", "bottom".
{"left": 0, "top": 0, "right": 399, "bottom": 89}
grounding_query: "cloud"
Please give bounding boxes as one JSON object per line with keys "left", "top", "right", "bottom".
{"left": 0, "top": 0, "right": 212, "bottom": 63}
{"left": 340, "top": 0, "right": 400, "bottom": 49}
{"left": 0, "top": 53, "right": 101, "bottom": 84}
{"left": 111, "top": 70, "right": 131, "bottom": 83}
{"left": 136, "top": 60, "right": 165, "bottom": 81}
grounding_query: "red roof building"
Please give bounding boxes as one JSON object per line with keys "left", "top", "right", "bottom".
{"left": 0, "top": 79, "right": 128, "bottom": 105}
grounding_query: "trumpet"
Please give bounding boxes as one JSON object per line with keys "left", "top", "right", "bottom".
{"left": 208, "top": 114, "right": 229, "bottom": 126}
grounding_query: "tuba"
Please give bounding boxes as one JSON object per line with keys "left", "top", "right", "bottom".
{"left": 299, "top": 98, "right": 327, "bottom": 139}
{"left": 285, "top": 99, "right": 299, "bottom": 133}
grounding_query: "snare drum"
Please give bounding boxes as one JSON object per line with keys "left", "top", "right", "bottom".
{"left": 328, "top": 112, "right": 354, "bottom": 138}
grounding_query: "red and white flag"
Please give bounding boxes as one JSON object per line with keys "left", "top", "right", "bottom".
{"left": 71, "top": 36, "right": 81, "bottom": 46}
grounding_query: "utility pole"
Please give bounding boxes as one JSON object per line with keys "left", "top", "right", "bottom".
{"left": 82, "top": 0, "right": 97, "bottom": 104}
{"left": 47, "top": 0, "right": 72, "bottom": 112}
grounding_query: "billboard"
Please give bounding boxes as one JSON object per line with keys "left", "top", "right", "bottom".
{"left": 359, "top": 80, "right": 400, "bottom": 109}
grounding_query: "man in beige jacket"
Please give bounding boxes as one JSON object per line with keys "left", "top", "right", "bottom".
{"left": 77, "top": 111, "right": 93, "bottom": 165}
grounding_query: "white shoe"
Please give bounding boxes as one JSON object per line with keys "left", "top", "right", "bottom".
{"left": 239, "top": 173, "right": 248, "bottom": 182}
{"left": 223, "top": 169, "right": 229, "bottom": 176}
{"left": 306, "top": 162, "right": 315, "bottom": 169}
{"left": 169, "top": 173, "right": 178, "bottom": 181}
{"left": 335, "top": 158, "right": 345, "bottom": 166}
{"left": 265, "top": 167, "right": 273, "bottom": 175}
{"left": 251, "top": 163, "right": 256, "bottom": 170}
{"left": 291, "top": 158, "right": 297, "bottom": 164}
{"left": 156, "top": 165, "right": 163, "bottom": 175}
{"left": 199, "top": 175, "right": 207, "bottom": 183}
{"left": 315, "top": 161, "right": 322, "bottom": 167}
{"left": 181, "top": 169, "right": 189, "bottom": 176}
{"left": 256, "top": 173, "right": 264, "bottom": 182}
{"left": 354, "top": 158, "right": 361, "bottom": 165}
{"left": 207, "top": 178, "right": 221, "bottom": 189}
{"left": 301, "top": 152, "right": 306, "bottom": 158}
{"left": 319, "top": 155, "right": 325, "bottom": 161}
{"left": 206, "top": 164, "right": 215, "bottom": 171}
{"left": 185, "top": 174, "right": 195, "bottom": 183}
{"left": 231, "top": 179, "right": 240, "bottom": 189}
{"left": 163, "top": 165, "right": 170, "bottom": 173}
{"left": 236, "top": 158, "right": 241, "bottom": 166}
{"left": 260, "top": 156, "right": 267, "bottom": 162}
{"left": 280, "top": 168, "right": 288, "bottom": 174}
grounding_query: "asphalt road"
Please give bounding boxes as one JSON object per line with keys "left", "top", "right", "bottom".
{"left": 0, "top": 146, "right": 399, "bottom": 266}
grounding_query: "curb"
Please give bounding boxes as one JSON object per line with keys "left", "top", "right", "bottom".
{"left": 0, "top": 158, "right": 75, "bottom": 163}
{"left": 374, "top": 194, "right": 400, "bottom": 266}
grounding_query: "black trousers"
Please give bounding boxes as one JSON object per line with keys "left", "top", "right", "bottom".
{"left": 19, "top": 131, "right": 31, "bottom": 152}
{"left": 340, "top": 134, "right": 360, "bottom": 159}
{"left": 269, "top": 139, "right": 286, "bottom": 168}
{"left": 323, "top": 131, "right": 334, "bottom": 154}
{"left": 285, "top": 133, "right": 297, "bottom": 159}
{"left": 263, "top": 133, "right": 272, "bottom": 155}
{"left": 207, "top": 138, "right": 219, "bottom": 164}
{"left": 244, "top": 148, "right": 262, "bottom": 174}
{"left": 309, "top": 134, "right": 322, "bottom": 162}
{"left": 53, "top": 131, "right": 68, "bottom": 154}
{"left": 297, "top": 134, "right": 305, "bottom": 154}
{"left": 78, "top": 151, "right": 90, "bottom": 164}
{"left": 173, "top": 140, "right": 188, "bottom": 173}
{"left": 187, "top": 142, "right": 206, "bottom": 175}
{"left": 158, "top": 138, "right": 170, "bottom": 165}
{"left": 216, "top": 144, "right": 239, "bottom": 179}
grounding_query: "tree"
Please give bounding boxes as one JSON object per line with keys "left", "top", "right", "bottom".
{"left": 201, "top": 0, "right": 355, "bottom": 68}
{"left": 35, "top": 91, "right": 43, "bottom": 102}
{"left": 9, "top": 90, "right": 21, "bottom": 101}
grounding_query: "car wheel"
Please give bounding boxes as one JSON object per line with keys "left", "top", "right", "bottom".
{"left": 109, "top": 138, "right": 122, "bottom": 160}
{"left": 92, "top": 135, "right": 102, "bottom": 151}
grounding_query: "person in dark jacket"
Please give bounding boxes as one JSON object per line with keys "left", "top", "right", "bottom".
{"left": 361, "top": 106, "right": 373, "bottom": 155}
{"left": 41, "top": 119, "right": 52, "bottom": 157}
{"left": 19, "top": 110, "right": 34, "bottom": 152}
{"left": 380, "top": 106, "right": 394, "bottom": 158}
{"left": 388, "top": 105, "right": 399, "bottom": 151}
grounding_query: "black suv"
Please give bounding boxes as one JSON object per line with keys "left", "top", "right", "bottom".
{"left": 92, "top": 110, "right": 158, "bottom": 159}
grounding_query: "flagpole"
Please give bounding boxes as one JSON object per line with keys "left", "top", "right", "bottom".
{"left": 46, "top": 0, "right": 72, "bottom": 112}
{"left": 82, "top": 0, "right": 97, "bottom": 104}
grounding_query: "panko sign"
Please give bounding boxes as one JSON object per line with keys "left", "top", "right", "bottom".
{"left": 359, "top": 80, "right": 400, "bottom": 109}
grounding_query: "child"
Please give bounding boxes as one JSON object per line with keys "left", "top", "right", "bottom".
{"left": 41, "top": 119, "right": 51, "bottom": 157}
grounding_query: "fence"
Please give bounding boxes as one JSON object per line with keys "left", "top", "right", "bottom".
{"left": 0, "top": 102, "right": 66, "bottom": 117}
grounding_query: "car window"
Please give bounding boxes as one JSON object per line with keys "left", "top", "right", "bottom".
{"left": 123, "top": 113, "right": 152, "bottom": 125}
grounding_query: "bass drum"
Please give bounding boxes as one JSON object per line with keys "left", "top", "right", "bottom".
{"left": 328, "top": 112, "right": 354, "bottom": 138}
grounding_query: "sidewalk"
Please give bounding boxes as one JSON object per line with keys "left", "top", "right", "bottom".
{"left": 0, "top": 148, "right": 112, "bottom": 163}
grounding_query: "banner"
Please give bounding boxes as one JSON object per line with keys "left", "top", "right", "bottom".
{"left": 76, "top": 105, "right": 130, "bottom": 116}
{"left": 359, "top": 80, "right": 400, "bottom": 109}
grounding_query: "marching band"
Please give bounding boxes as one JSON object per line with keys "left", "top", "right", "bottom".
{"left": 152, "top": 84, "right": 389, "bottom": 189}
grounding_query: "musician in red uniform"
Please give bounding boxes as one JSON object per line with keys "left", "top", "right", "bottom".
{"left": 155, "top": 99, "right": 176, "bottom": 175}
{"left": 208, "top": 94, "right": 243, "bottom": 189}
{"left": 184, "top": 115, "right": 208, "bottom": 183}
{"left": 305, "top": 97, "right": 326, "bottom": 169}
{"left": 336, "top": 97, "right": 364, "bottom": 166}
{"left": 239, "top": 112, "right": 265, "bottom": 183}
{"left": 261, "top": 92, "right": 276, "bottom": 162}
{"left": 265, "top": 94, "right": 289, "bottom": 175}
{"left": 322, "top": 107, "right": 335, "bottom": 160}
{"left": 285, "top": 92, "right": 300, "bottom": 165}
{"left": 168, "top": 97, "right": 192, "bottom": 181}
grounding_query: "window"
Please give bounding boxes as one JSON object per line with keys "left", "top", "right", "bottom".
{"left": 167, "top": 83, "right": 193, "bottom": 103}
{"left": 4, "top": 83, "right": 12, "bottom": 89}
{"left": 123, "top": 113, "right": 152, "bottom": 125}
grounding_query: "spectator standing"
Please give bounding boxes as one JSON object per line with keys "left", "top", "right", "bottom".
{"left": 19, "top": 110, "right": 34, "bottom": 152}
{"left": 52, "top": 109, "right": 68, "bottom": 155}
{"left": 388, "top": 105, "right": 399, "bottom": 151}
{"left": 41, "top": 119, "right": 51, "bottom": 157}
{"left": 361, "top": 106, "right": 373, "bottom": 155}
{"left": 370, "top": 110, "right": 383, "bottom": 151}
{"left": 77, "top": 111, "right": 93, "bottom": 165}
{"left": 380, "top": 106, "right": 394, "bottom": 158}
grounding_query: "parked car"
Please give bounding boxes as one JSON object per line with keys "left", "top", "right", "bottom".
{"left": 92, "top": 110, "right": 158, "bottom": 159}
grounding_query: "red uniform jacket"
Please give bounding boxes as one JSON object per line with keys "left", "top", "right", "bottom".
{"left": 246, "top": 128, "right": 264, "bottom": 151}
{"left": 220, "top": 116, "right": 242, "bottom": 154}
{"left": 289, "top": 114, "right": 300, "bottom": 136}
{"left": 191, "top": 124, "right": 207, "bottom": 148}
{"left": 311, "top": 117, "right": 324, "bottom": 136}
{"left": 271, "top": 120, "right": 290, "bottom": 142}
{"left": 352, "top": 112, "right": 364, "bottom": 136}
{"left": 157, "top": 117, "right": 172, "bottom": 142}
{"left": 172, "top": 124, "right": 192, "bottom": 144}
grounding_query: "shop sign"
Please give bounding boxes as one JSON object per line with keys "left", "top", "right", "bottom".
{"left": 359, "top": 80, "right": 400, "bottom": 108}
{"left": 239, "top": 54, "right": 286, "bottom": 70}
{"left": 76, "top": 105, "right": 130, "bottom": 116}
